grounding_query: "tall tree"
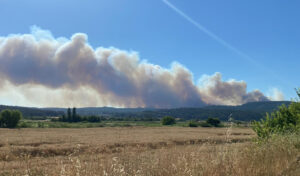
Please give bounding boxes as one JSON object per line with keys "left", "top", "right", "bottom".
{"left": 72, "top": 107, "right": 77, "bottom": 122}
{"left": 67, "top": 108, "right": 72, "bottom": 122}
{"left": 61, "top": 114, "right": 66, "bottom": 122}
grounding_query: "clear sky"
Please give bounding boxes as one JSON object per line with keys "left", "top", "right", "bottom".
{"left": 0, "top": 0, "right": 299, "bottom": 106}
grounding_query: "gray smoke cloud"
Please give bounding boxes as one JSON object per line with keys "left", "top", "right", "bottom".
{"left": 0, "top": 27, "right": 271, "bottom": 108}
{"left": 198, "top": 73, "right": 269, "bottom": 105}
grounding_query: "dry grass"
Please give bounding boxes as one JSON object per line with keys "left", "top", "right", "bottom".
{"left": 0, "top": 127, "right": 299, "bottom": 176}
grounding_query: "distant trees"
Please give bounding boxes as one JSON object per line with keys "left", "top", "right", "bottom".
{"left": 67, "top": 108, "right": 72, "bottom": 122}
{"left": 81, "top": 115, "right": 101, "bottom": 123}
{"left": 60, "top": 107, "right": 78, "bottom": 122}
{"left": 58, "top": 107, "right": 101, "bottom": 123}
{"left": 161, "top": 116, "right": 176, "bottom": 125}
{"left": 72, "top": 107, "right": 80, "bottom": 122}
{"left": 0, "top": 109, "right": 22, "bottom": 128}
{"left": 188, "top": 121, "right": 198, "bottom": 127}
{"left": 0, "top": 105, "right": 63, "bottom": 118}
{"left": 188, "top": 118, "right": 222, "bottom": 127}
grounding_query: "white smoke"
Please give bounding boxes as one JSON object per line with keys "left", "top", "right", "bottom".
{"left": 0, "top": 27, "right": 271, "bottom": 108}
{"left": 267, "top": 88, "right": 284, "bottom": 101}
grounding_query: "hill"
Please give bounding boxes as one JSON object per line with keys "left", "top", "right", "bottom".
{"left": 0, "top": 101, "right": 291, "bottom": 121}
{"left": 45, "top": 101, "right": 291, "bottom": 121}
{"left": 143, "top": 101, "right": 291, "bottom": 121}
{"left": 0, "top": 105, "right": 64, "bottom": 118}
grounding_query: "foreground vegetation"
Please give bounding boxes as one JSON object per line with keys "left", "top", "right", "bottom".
{"left": 252, "top": 88, "right": 300, "bottom": 138}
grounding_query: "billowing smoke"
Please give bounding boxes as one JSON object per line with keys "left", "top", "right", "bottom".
{"left": 198, "top": 73, "right": 269, "bottom": 105}
{"left": 0, "top": 27, "right": 271, "bottom": 108}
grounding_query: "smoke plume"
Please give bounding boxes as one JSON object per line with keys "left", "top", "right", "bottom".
{"left": 267, "top": 88, "right": 284, "bottom": 101}
{"left": 0, "top": 27, "right": 270, "bottom": 108}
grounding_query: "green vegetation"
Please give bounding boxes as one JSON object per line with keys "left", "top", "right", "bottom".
{"left": 253, "top": 88, "right": 300, "bottom": 138}
{"left": 188, "top": 118, "right": 222, "bottom": 127}
{"left": 0, "top": 109, "right": 22, "bottom": 128}
{"left": 161, "top": 116, "right": 176, "bottom": 125}
{"left": 206, "top": 117, "right": 221, "bottom": 127}
{"left": 57, "top": 107, "right": 102, "bottom": 123}
{"left": 188, "top": 121, "right": 198, "bottom": 127}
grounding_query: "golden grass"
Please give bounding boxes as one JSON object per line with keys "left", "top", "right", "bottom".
{"left": 0, "top": 127, "right": 299, "bottom": 176}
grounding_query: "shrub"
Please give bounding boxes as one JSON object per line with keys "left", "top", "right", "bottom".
{"left": 87, "top": 116, "right": 101, "bottom": 123}
{"left": 252, "top": 103, "right": 300, "bottom": 138}
{"left": 252, "top": 88, "right": 300, "bottom": 138}
{"left": 188, "top": 121, "right": 198, "bottom": 127}
{"left": 0, "top": 109, "right": 22, "bottom": 128}
{"left": 161, "top": 116, "right": 176, "bottom": 125}
{"left": 18, "top": 121, "right": 31, "bottom": 128}
{"left": 206, "top": 118, "right": 221, "bottom": 127}
{"left": 199, "top": 121, "right": 212, "bottom": 127}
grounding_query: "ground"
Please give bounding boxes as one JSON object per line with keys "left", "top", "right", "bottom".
{"left": 0, "top": 127, "right": 299, "bottom": 176}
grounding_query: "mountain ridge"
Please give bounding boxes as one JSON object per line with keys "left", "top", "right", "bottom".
{"left": 0, "top": 101, "right": 291, "bottom": 121}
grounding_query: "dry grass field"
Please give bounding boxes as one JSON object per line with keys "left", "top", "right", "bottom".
{"left": 0, "top": 127, "right": 299, "bottom": 176}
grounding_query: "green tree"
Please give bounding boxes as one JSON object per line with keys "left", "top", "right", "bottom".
{"left": 0, "top": 109, "right": 22, "bottom": 128}
{"left": 253, "top": 88, "right": 300, "bottom": 138}
{"left": 61, "top": 114, "right": 67, "bottom": 122}
{"left": 67, "top": 108, "right": 72, "bottom": 122}
{"left": 161, "top": 116, "right": 176, "bottom": 125}
{"left": 72, "top": 107, "right": 77, "bottom": 122}
{"left": 206, "top": 118, "right": 221, "bottom": 127}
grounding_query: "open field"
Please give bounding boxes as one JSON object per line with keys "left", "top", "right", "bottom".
{"left": 0, "top": 127, "right": 299, "bottom": 176}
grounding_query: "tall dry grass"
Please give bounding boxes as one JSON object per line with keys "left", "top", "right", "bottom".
{"left": 0, "top": 127, "right": 299, "bottom": 176}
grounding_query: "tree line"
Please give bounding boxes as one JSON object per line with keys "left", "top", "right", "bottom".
{"left": 57, "top": 107, "right": 101, "bottom": 123}
{"left": 0, "top": 105, "right": 63, "bottom": 118}
{"left": 56, "top": 107, "right": 161, "bottom": 123}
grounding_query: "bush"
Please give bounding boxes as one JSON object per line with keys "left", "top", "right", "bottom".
{"left": 206, "top": 118, "right": 221, "bottom": 127}
{"left": 252, "top": 88, "right": 300, "bottom": 138}
{"left": 161, "top": 116, "right": 176, "bottom": 125}
{"left": 86, "top": 116, "right": 101, "bottom": 123}
{"left": 199, "top": 121, "right": 212, "bottom": 127}
{"left": 253, "top": 103, "right": 300, "bottom": 138}
{"left": 188, "top": 121, "right": 198, "bottom": 127}
{"left": 0, "top": 109, "right": 22, "bottom": 128}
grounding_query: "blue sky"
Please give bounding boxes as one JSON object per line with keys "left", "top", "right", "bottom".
{"left": 0, "top": 0, "right": 299, "bottom": 101}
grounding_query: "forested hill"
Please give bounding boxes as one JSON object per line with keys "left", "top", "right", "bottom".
{"left": 46, "top": 101, "right": 291, "bottom": 121}
{"left": 147, "top": 101, "right": 291, "bottom": 121}
{"left": 206, "top": 101, "right": 291, "bottom": 111}
{"left": 0, "top": 105, "right": 64, "bottom": 118}
{"left": 0, "top": 101, "right": 291, "bottom": 121}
